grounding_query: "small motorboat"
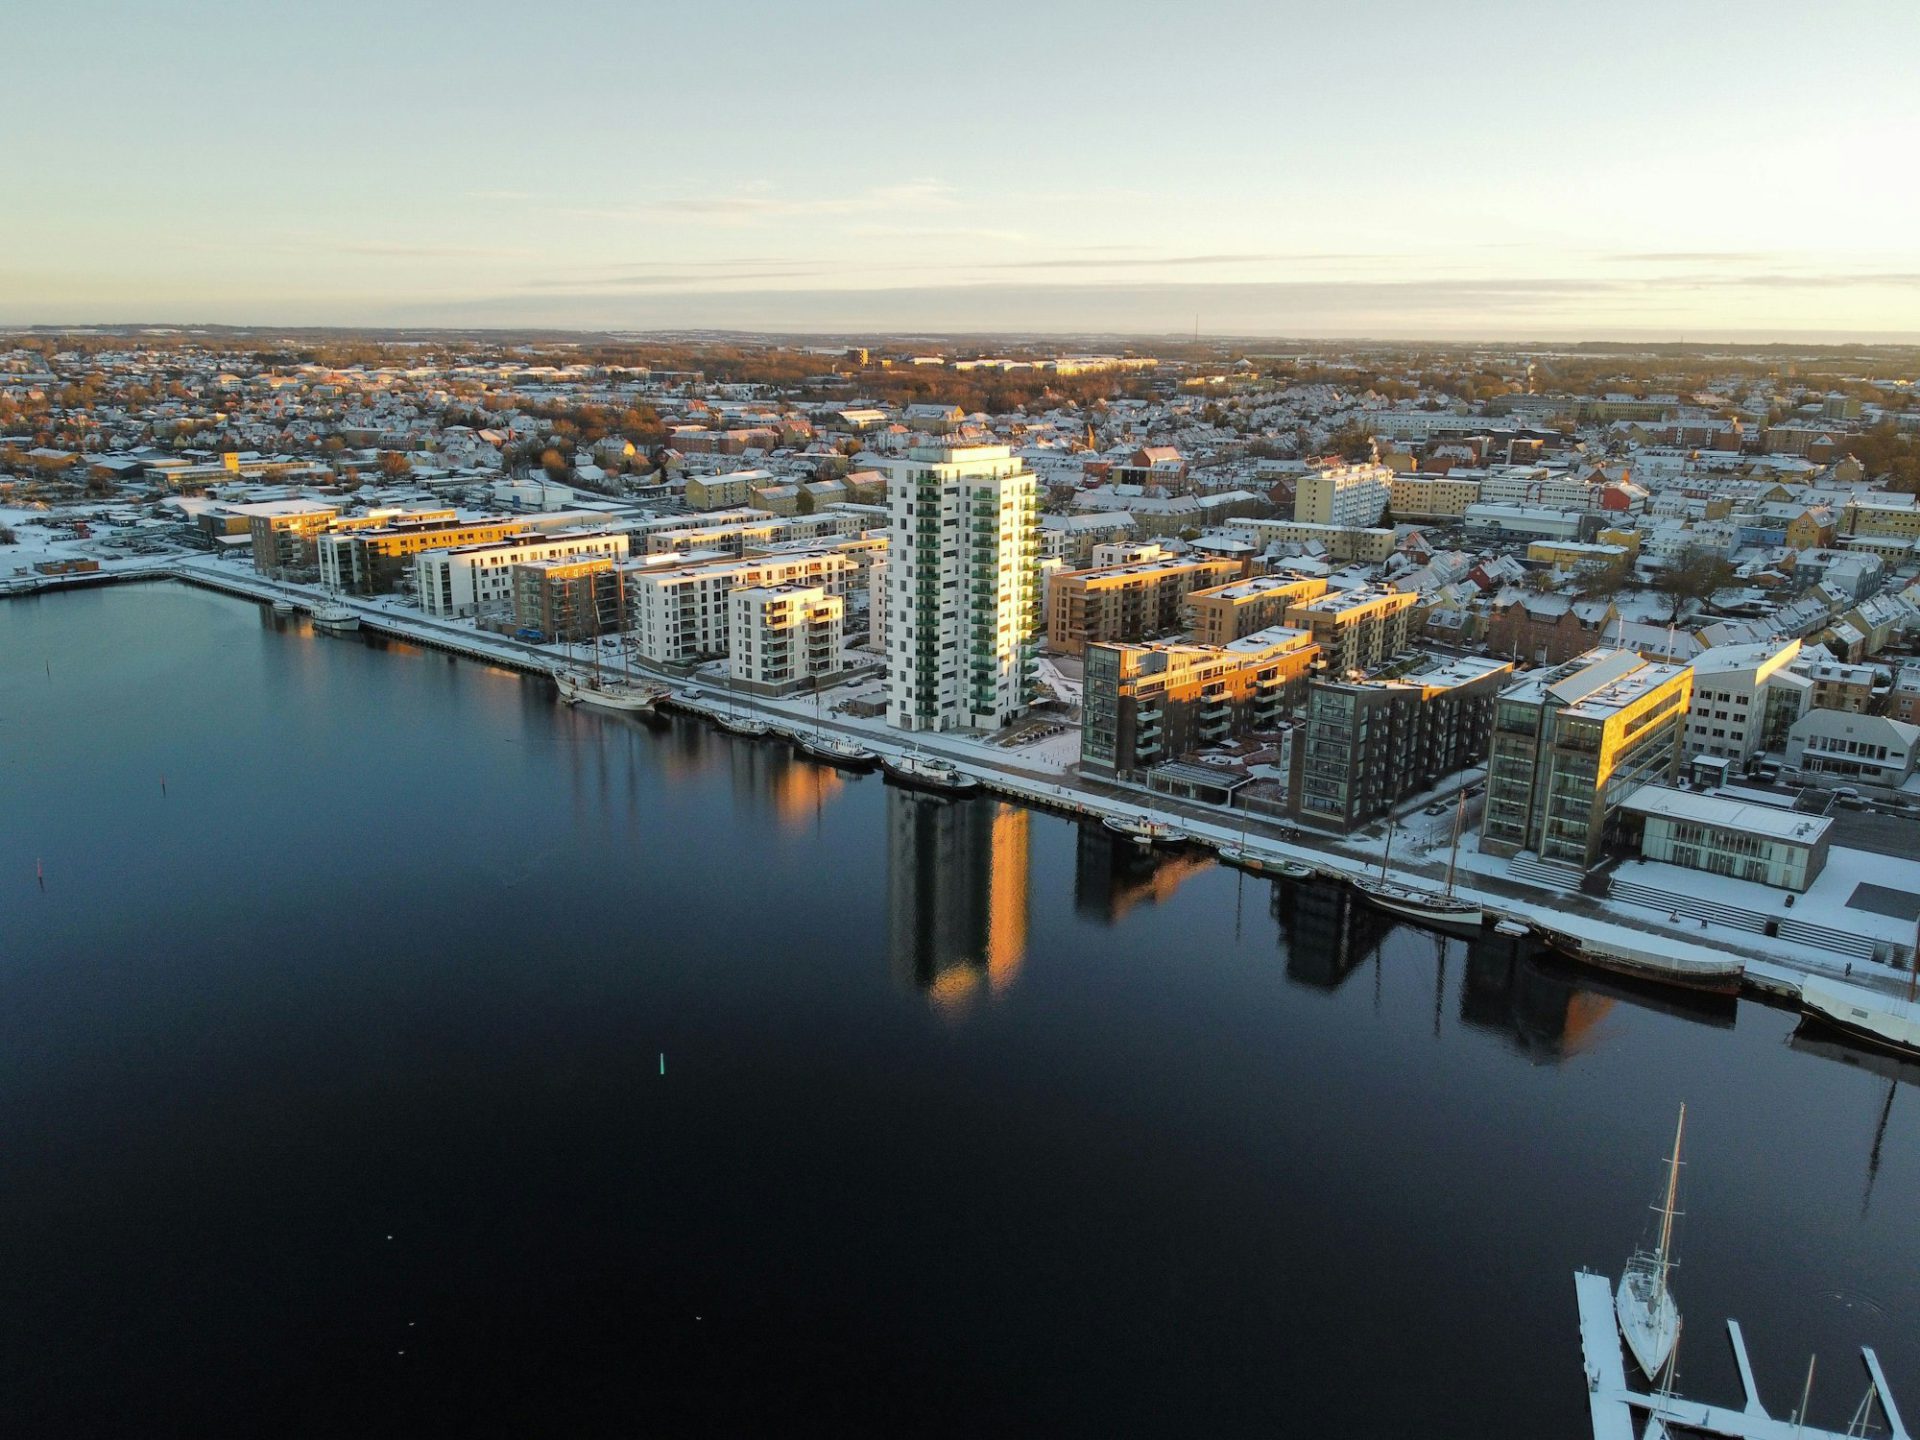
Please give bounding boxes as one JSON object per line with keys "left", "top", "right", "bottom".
{"left": 1103, "top": 814, "right": 1183, "bottom": 849}
{"left": 1217, "top": 846, "right": 1313, "bottom": 881}
{"left": 311, "top": 600, "right": 360, "bottom": 634}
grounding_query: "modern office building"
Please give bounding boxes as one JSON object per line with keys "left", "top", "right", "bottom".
{"left": 1283, "top": 585, "right": 1420, "bottom": 676}
{"left": 1045, "top": 555, "right": 1242, "bottom": 656}
{"left": 1295, "top": 655, "right": 1513, "bottom": 832}
{"left": 1184, "top": 575, "right": 1329, "bottom": 646}
{"left": 1079, "top": 626, "right": 1320, "bottom": 779}
{"left": 1681, "top": 639, "right": 1810, "bottom": 763}
{"left": 728, "top": 584, "right": 844, "bottom": 694}
{"left": 1294, "top": 463, "right": 1393, "bottom": 527}
{"left": 1481, "top": 648, "right": 1694, "bottom": 870}
{"left": 1619, "top": 786, "right": 1831, "bottom": 892}
{"left": 416, "top": 530, "right": 630, "bottom": 619}
{"left": 881, "top": 443, "right": 1041, "bottom": 733}
{"left": 627, "top": 549, "right": 863, "bottom": 665}
{"left": 510, "top": 556, "right": 624, "bottom": 642}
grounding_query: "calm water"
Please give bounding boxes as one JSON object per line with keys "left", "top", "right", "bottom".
{"left": 3, "top": 584, "right": 1916, "bottom": 1437}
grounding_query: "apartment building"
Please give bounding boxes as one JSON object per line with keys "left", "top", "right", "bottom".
{"left": 242, "top": 500, "right": 343, "bottom": 577}
{"left": 1388, "top": 473, "right": 1481, "bottom": 521}
{"left": 1226, "top": 518, "right": 1397, "bottom": 564}
{"left": 417, "top": 530, "right": 630, "bottom": 618}
{"left": 319, "top": 515, "right": 529, "bottom": 595}
{"left": 1681, "top": 640, "right": 1809, "bottom": 763}
{"left": 684, "top": 470, "right": 774, "bottom": 511}
{"left": 1295, "top": 655, "right": 1513, "bottom": 832}
{"left": 1080, "top": 626, "right": 1321, "bottom": 780}
{"left": 1185, "top": 575, "right": 1329, "bottom": 646}
{"left": 882, "top": 444, "right": 1041, "bottom": 733}
{"left": 1045, "top": 555, "right": 1242, "bottom": 656}
{"left": 728, "top": 584, "right": 844, "bottom": 694}
{"left": 1294, "top": 463, "right": 1393, "bottom": 527}
{"left": 1482, "top": 649, "right": 1694, "bottom": 870}
{"left": 645, "top": 516, "right": 787, "bottom": 558}
{"left": 510, "top": 556, "right": 624, "bottom": 642}
{"left": 1283, "top": 585, "right": 1420, "bottom": 675}
{"left": 628, "top": 549, "right": 863, "bottom": 665}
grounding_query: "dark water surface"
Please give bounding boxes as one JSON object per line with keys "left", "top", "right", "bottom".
{"left": 3, "top": 584, "right": 1915, "bottom": 1437}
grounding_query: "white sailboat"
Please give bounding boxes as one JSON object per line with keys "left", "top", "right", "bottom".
{"left": 1352, "top": 792, "right": 1483, "bottom": 932}
{"left": 1617, "top": 1104, "right": 1686, "bottom": 1382}
{"left": 552, "top": 596, "right": 661, "bottom": 713}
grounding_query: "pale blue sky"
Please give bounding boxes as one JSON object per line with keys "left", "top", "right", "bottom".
{"left": 5, "top": 0, "right": 1919, "bottom": 337}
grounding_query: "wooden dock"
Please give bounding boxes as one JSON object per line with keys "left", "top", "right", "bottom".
{"left": 1576, "top": 1270, "right": 1909, "bottom": 1440}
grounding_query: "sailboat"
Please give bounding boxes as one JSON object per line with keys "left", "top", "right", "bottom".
{"left": 1352, "top": 791, "right": 1484, "bottom": 932}
{"left": 552, "top": 589, "right": 663, "bottom": 713}
{"left": 1617, "top": 1104, "right": 1685, "bottom": 1382}
{"left": 716, "top": 671, "right": 771, "bottom": 738}
{"left": 1217, "top": 804, "right": 1314, "bottom": 879}
{"left": 1799, "top": 915, "right": 1920, "bottom": 1059}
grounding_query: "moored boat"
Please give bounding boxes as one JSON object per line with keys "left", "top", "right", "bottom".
{"left": 270, "top": 597, "right": 295, "bottom": 616}
{"left": 311, "top": 600, "right": 360, "bottom": 634}
{"left": 1492, "top": 916, "right": 1531, "bottom": 938}
{"left": 797, "top": 733, "right": 879, "bottom": 770}
{"left": 718, "top": 713, "right": 772, "bottom": 738}
{"left": 1546, "top": 933, "right": 1744, "bottom": 995}
{"left": 1799, "top": 975, "right": 1920, "bottom": 1060}
{"left": 1616, "top": 1105, "right": 1686, "bottom": 1382}
{"left": 1217, "top": 846, "right": 1313, "bottom": 881}
{"left": 1353, "top": 875, "right": 1485, "bottom": 931}
{"left": 552, "top": 668, "right": 664, "bottom": 713}
{"left": 882, "top": 753, "right": 978, "bottom": 796}
{"left": 1103, "top": 814, "right": 1183, "bottom": 849}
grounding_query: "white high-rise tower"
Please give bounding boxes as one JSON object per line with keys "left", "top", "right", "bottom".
{"left": 881, "top": 443, "right": 1040, "bottom": 732}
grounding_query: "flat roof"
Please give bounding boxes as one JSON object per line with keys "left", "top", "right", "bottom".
{"left": 1623, "top": 784, "right": 1831, "bottom": 845}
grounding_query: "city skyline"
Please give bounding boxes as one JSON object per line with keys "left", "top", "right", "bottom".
{"left": 7, "top": 0, "right": 1920, "bottom": 338}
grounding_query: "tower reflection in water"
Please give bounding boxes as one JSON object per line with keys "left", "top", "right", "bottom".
{"left": 1071, "top": 825, "right": 1212, "bottom": 925}
{"left": 886, "top": 790, "right": 1030, "bottom": 1013}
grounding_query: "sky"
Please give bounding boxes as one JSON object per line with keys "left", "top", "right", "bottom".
{"left": 4, "top": 0, "right": 1920, "bottom": 340}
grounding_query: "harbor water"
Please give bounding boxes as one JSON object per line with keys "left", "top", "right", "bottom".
{"left": 2, "top": 584, "right": 1916, "bottom": 1436}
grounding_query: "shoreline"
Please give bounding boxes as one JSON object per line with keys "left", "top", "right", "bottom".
{"left": 17, "top": 558, "right": 1920, "bottom": 1023}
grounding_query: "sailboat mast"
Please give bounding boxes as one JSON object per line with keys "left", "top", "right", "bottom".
{"left": 1380, "top": 820, "right": 1395, "bottom": 881}
{"left": 1444, "top": 790, "right": 1465, "bottom": 897}
{"left": 1655, "top": 1103, "right": 1686, "bottom": 1298}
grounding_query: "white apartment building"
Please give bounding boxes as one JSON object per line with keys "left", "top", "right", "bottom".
{"left": 416, "top": 530, "right": 630, "bottom": 618}
{"left": 882, "top": 443, "right": 1041, "bottom": 732}
{"left": 728, "top": 584, "right": 843, "bottom": 693}
{"left": 628, "top": 550, "right": 861, "bottom": 664}
{"left": 1477, "top": 466, "right": 1599, "bottom": 511}
{"left": 1785, "top": 710, "right": 1920, "bottom": 787}
{"left": 1681, "top": 639, "right": 1810, "bottom": 763}
{"left": 1294, "top": 463, "right": 1392, "bottom": 527}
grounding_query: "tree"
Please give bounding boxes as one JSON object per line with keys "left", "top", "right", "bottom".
{"left": 0, "top": 525, "right": 16, "bottom": 545}
{"left": 377, "top": 452, "right": 412, "bottom": 480}
{"left": 1653, "top": 546, "right": 1737, "bottom": 621}
{"left": 793, "top": 486, "right": 816, "bottom": 516}
{"left": 1573, "top": 559, "right": 1625, "bottom": 599}
{"left": 1324, "top": 420, "right": 1374, "bottom": 462}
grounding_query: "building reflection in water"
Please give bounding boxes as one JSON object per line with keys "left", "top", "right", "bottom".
{"left": 1072, "top": 827, "right": 1213, "bottom": 925}
{"left": 1458, "top": 937, "right": 1613, "bottom": 1062}
{"left": 886, "top": 789, "right": 1030, "bottom": 1013}
{"left": 1269, "top": 880, "right": 1396, "bottom": 991}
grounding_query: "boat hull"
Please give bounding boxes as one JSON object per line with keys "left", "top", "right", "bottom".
{"left": 1218, "top": 848, "right": 1313, "bottom": 881}
{"left": 553, "top": 672, "right": 661, "bottom": 713}
{"left": 1352, "top": 878, "right": 1483, "bottom": 932}
{"left": 1103, "top": 817, "right": 1181, "bottom": 848}
{"left": 1547, "top": 935, "right": 1744, "bottom": 996}
{"left": 882, "top": 760, "right": 978, "bottom": 796}
{"left": 312, "top": 616, "right": 360, "bottom": 634}
{"left": 797, "top": 737, "right": 878, "bottom": 771}
{"left": 1616, "top": 1270, "right": 1679, "bottom": 1382}
{"left": 1799, "top": 977, "right": 1920, "bottom": 1059}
